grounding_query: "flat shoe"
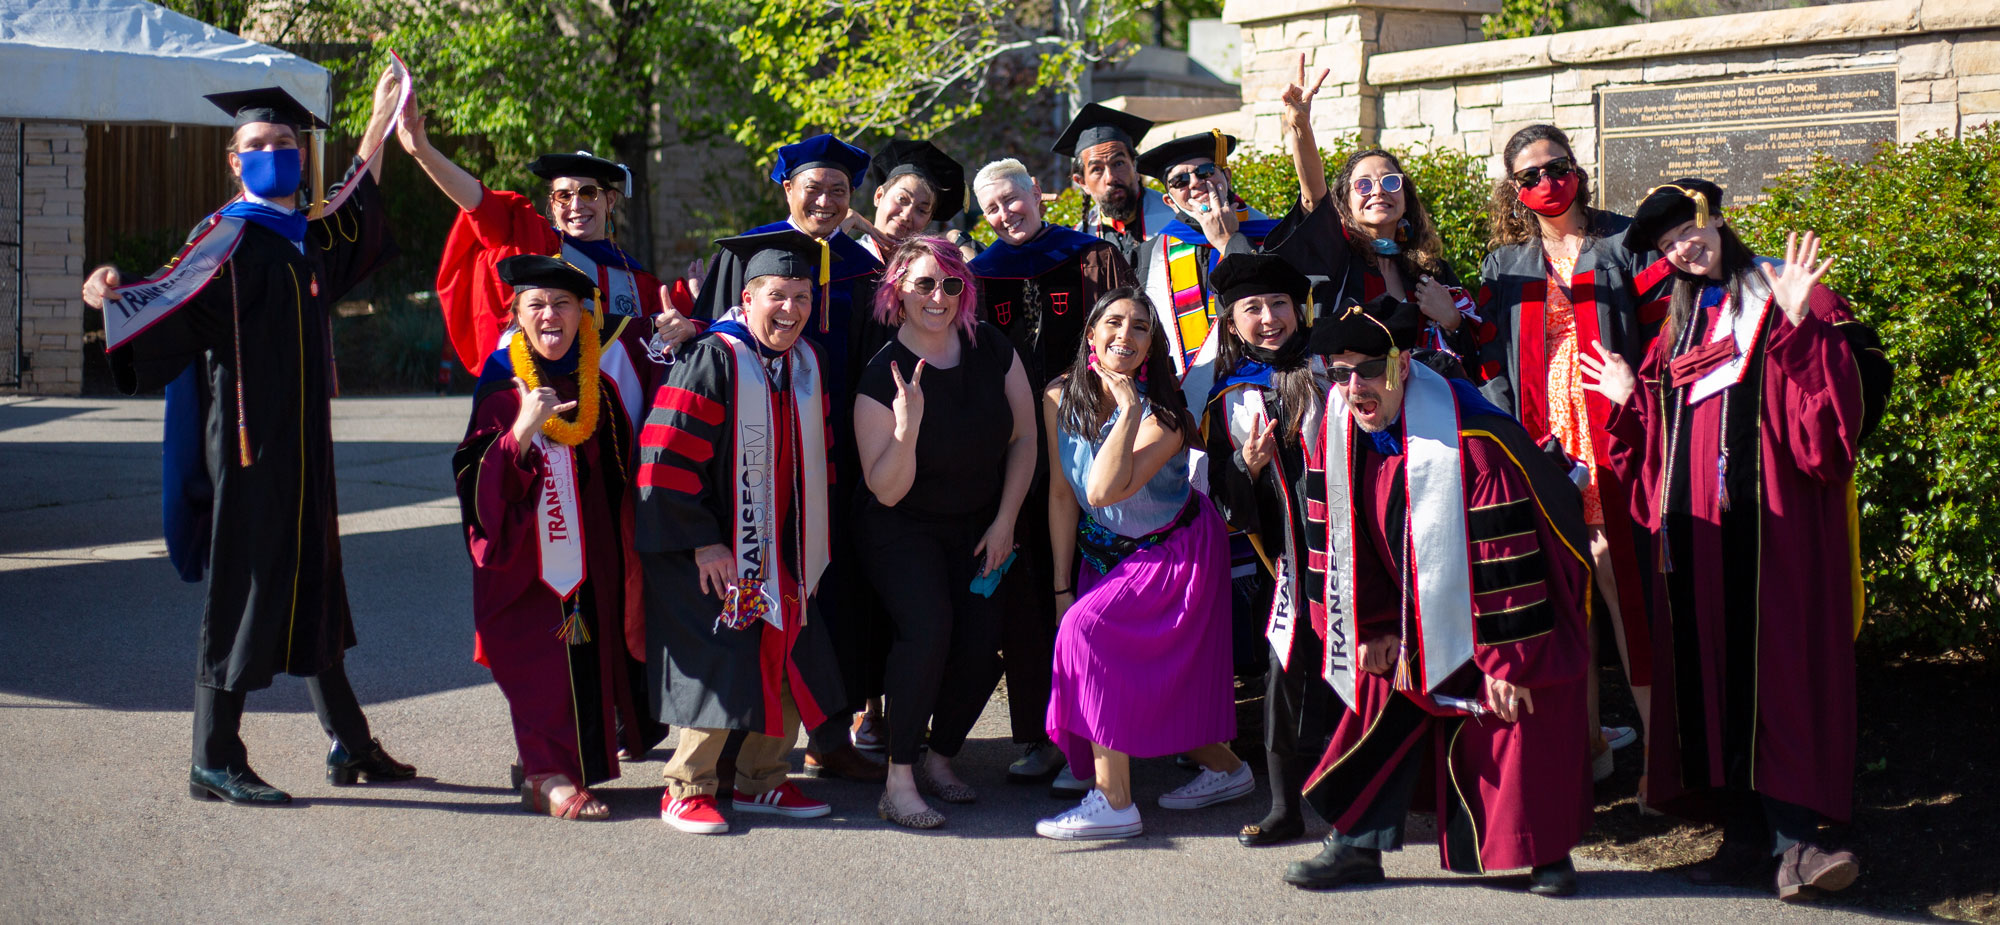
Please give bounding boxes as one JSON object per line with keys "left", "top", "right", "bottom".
{"left": 1238, "top": 814, "right": 1306, "bottom": 847}
{"left": 915, "top": 762, "right": 976, "bottom": 804}
{"left": 877, "top": 792, "right": 944, "bottom": 829}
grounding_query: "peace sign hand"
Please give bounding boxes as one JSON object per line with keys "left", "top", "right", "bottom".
{"left": 1241, "top": 412, "right": 1279, "bottom": 481}
{"left": 1281, "top": 52, "right": 1331, "bottom": 138}
{"left": 1760, "top": 230, "right": 1835, "bottom": 327}
{"left": 889, "top": 359, "right": 926, "bottom": 439}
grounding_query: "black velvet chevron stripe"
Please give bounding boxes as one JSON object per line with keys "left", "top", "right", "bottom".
{"left": 1476, "top": 596, "right": 1556, "bottom": 644}
{"left": 1471, "top": 548, "right": 1544, "bottom": 591}
{"left": 1467, "top": 495, "right": 1534, "bottom": 541}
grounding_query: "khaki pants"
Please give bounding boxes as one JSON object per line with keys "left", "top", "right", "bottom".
{"left": 662, "top": 675, "right": 802, "bottom": 800}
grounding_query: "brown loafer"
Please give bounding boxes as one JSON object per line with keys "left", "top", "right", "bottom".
{"left": 804, "top": 744, "right": 887, "bottom": 782}
{"left": 1777, "top": 843, "right": 1859, "bottom": 902}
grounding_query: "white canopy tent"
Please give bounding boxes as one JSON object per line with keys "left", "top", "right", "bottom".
{"left": 0, "top": 0, "right": 329, "bottom": 126}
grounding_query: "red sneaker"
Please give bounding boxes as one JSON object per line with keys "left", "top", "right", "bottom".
{"left": 731, "top": 782, "right": 831, "bottom": 818}
{"left": 660, "top": 792, "right": 729, "bottom": 834}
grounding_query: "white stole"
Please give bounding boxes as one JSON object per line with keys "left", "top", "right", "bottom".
{"left": 105, "top": 214, "right": 249, "bottom": 351}
{"left": 1686, "top": 258, "right": 1780, "bottom": 405}
{"left": 532, "top": 434, "right": 585, "bottom": 598}
{"left": 714, "top": 331, "right": 831, "bottom": 630}
{"left": 561, "top": 240, "right": 645, "bottom": 318}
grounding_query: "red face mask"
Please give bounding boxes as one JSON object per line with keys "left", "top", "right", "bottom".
{"left": 1517, "top": 172, "right": 1581, "bottom": 217}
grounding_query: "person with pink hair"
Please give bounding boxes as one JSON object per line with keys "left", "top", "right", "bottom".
{"left": 853, "top": 236, "right": 1038, "bottom": 828}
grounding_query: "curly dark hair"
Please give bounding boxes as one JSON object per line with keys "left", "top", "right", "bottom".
{"left": 1055, "top": 287, "right": 1195, "bottom": 439}
{"left": 1486, "top": 124, "right": 1601, "bottom": 250}
{"left": 1332, "top": 148, "right": 1449, "bottom": 281}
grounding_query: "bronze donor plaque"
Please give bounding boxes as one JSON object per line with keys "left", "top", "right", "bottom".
{"left": 1597, "top": 67, "right": 1896, "bottom": 211}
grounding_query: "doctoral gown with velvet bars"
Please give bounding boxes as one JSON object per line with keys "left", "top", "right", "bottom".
{"left": 1604, "top": 282, "right": 1864, "bottom": 824}
{"left": 1303, "top": 406, "right": 1593, "bottom": 874}
{"left": 108, "top": 162, "right": 397, "bottom": 693}
{"left": 452, "top": 319, "right": 659, "bottom": 786}
{"left": 632, "top": 335, "right": 847, "bottom": 735}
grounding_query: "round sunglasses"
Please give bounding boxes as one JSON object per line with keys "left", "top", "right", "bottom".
{"left": 550, "top": 185, "right": 610, "bottom": 205}
{"left": 906, "top": 275, "right": 965, "bottom": 297}
{"left": 1350, "top": 174, "right": 1404, "bottom": 197}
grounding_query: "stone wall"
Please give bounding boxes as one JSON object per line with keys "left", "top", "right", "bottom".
{"left": 1226, "top": 0, "right": 2000, "bottom": 180}
{"left": 16, "top": 122, "right": 86, "bottom": 395}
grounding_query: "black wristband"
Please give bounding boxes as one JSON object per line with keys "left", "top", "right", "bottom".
{"left": 1052, "top": 586, "right": 1074, "bottom": 595}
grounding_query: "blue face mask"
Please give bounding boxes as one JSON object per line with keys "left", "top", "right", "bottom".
{"left": 237, "top": 147, "right": 302, "bottom": 200}
{"left": 1370, "top": 237, "right": 1402, "bottom": 256}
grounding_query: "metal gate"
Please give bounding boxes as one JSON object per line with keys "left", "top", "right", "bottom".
{"left": 0, "top": 120, "right": 21, "bottom": 388}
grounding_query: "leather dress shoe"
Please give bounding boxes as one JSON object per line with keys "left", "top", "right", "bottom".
{"left": 1529, "top": 856, "right": 1579, "bottom": 896}
{"left": 189, "top": 764, "right": 291, "bottom": 805}
{"left": 802, "top": 744, "right": 887, "bottom": 782}
{"left": 1238, "top": 813, "right": 1306, "bottom": 847}
{"left": 327, "top": 738, "right": 416, "bottom": 786}
{"left": 1776, "top": 843, "right": 1859, "bottom": 902}
{"left": 1282, "top": 839, "right": 1386, "bottom": 890}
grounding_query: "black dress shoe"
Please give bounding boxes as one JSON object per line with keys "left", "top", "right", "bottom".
{"left": 189, "top": 764, "right": 291, "bottom": 805}
{"left": 326, "top": 738, "right": 416, "bottom": 785}
{"left": 1282, "top": 839, "right": 1386, "bottom": 890}
{"left": 1529, "top": 856, "right": 1579, "bottom": 896}
{"left": 1238, "top": 812, "right": 1306, "bottom": 847}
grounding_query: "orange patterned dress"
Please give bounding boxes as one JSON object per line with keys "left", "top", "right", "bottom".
{"left": 1543, "top": 252, "right": 1604, "bottom": 525}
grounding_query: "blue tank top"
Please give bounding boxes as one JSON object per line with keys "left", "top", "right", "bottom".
{"left": 1058, "top": 401, "right": 1191, "bottom": 538}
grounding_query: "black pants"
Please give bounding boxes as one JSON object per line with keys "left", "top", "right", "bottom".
{"left": 861, "top": 506, "right": 1005, "bottom": 764}
{"left": 193, "top": 660, "right": 372, "bottom": 769}
{"left": 1329, "top": 727, "right": 1426, "bottom": 851}
{"left": 996, "top": 479, "right": 1058, "bottom": 744}
{"left": 1264, "top": 631, "right": 1334, "bottom": 820}
{"left": 1724, "top": 790, "right": 1825, "bottom": 856}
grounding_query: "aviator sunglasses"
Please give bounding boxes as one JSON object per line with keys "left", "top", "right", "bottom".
{"left": 1166, "top": 163, "right": 1222, "bottom": 191}
{"left": 1511, "top": 156, "right": 1575, "bottom": 189}
{"left": 1328, "top": 357, "right": 1390, "bottom": 383}
{"left": 1350, "top": 174, "right": 1404, "bottom": 197}
{"left": 907, "top": 275, "right": 965, "bottom": 297}
{"left": 550, "top": 185, "right": 610, "bottom": 205}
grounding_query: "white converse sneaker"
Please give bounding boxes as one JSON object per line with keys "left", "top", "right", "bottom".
{"left": 1035, "top": 789, "right": 1143, "bottom": 840}
{"left": 1157, "top": 761, "right": 1255, "bottom": 809}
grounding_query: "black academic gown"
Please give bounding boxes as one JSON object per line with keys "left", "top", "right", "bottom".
{"left": 108, "top": 162, "right": 397, "bottom": 692}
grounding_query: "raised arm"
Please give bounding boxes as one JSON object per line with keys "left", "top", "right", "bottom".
{"left": 1282, "top": 53, "right": 1331, "bottom": 212}
{"left": 356, "top": 62, "right": 405, "bottom": 184}
{"left": 1081, "top": 367, "right": 1186, "bottom": 507}
{"left": 394, "top": 83, "right": 485, "bottom": 212}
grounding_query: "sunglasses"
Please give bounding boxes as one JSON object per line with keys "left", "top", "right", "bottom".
{"left": 907, "top": 275, "right": 965, "bottom": 297}
{"left": 1166, "top": 163, "right": 1221, "bottom": 191}
{"left": 550, "top": 185, "right": 609, "bottom": 205}
{"left": 1511, "top": 157, "right": 1575, "bottom": 189}
{"left": 1327, "top": 358, "right": 1390, "bottom": 383}
{"left": 1351, "top": 174, "right": 1404, "bottom": 197}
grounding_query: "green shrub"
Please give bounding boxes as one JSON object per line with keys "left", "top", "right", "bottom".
{"left": 1735, "top": 124, "right": 2000, "bottom": 654}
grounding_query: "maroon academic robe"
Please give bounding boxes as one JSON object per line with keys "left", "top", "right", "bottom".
{"left": 453, "top": 319, "right": 659, "bottom": 786}
{"left": 1305, "top": 419, "right": 1593, "bottom": 874}
{"left": 1604, "top": 279, "right": 1865, "bottom": 823}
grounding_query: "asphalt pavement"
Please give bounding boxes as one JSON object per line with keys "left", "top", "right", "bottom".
{"left": 0, "top": 395, "right": 1903, "bottom": 924}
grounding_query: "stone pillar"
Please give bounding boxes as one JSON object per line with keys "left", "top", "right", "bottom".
{"left": 20, "top": 122, "right": 85, "bottom": 395}
{"left": 1225, "top": 0, "right": 1498, "bottom": 150}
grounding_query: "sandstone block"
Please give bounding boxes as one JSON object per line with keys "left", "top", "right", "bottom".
{"left": 1900, "top": 100, "right": 1959, "bottom": 140}
{"left": 1500, "top": 72, "right": 1552, "bottom": 105}
{"left": 1456, "top": 81, "right": 1500, "bottom": 107}
{"left": 1897, "top": 37, "right": 1952, "bottom": 79}
{"left": 1955, "top": 34, "right": 2000, "bottom": 80}
{"left": 1920, "top": 0, "right": 2000, "bottom": 32}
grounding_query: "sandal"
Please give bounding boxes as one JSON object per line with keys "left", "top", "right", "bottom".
{"left": 520, "top": 773, "right": 610, "bottom": 821}
{"left": 877, "top": 792, "right": 944, "bottom": 829}
{"left": 915, "top": 760, "right": 976, "bottom": 804}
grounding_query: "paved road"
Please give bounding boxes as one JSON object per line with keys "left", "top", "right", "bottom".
{"left": 0, "top": 395, "right": 1899, "bottom": 924}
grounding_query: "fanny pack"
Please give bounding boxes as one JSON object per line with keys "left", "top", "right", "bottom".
{"left": 1076, "top": 494, "right": 1199, "bottom": 577}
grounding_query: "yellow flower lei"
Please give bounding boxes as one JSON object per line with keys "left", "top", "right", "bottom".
{"left": 509, "top": 311, "right": 601, "bottom": 446}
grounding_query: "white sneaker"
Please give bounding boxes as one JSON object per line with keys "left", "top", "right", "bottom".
{"left": 1035, "top": 789, "right": 1143, "bottom": 840}
{"left": 1603, "top": 725, "right": 1638, "bottom": 751}
{"left": 1158, "top": 761, "right": 1255, "bottom": 809}
{"left": 1048, "top": 764, "right": 1091, "bottom": 798}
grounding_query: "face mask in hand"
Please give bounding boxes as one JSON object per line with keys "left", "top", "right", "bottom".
{"left": 237, "top": 148, "right": 302, "bottom": 200}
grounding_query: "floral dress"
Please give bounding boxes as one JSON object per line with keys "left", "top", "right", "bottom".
{"left": 1543, "top": 251, "right": 1604, "bottom": 526}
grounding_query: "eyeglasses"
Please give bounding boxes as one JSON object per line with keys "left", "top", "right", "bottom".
{"left": 1351, "top": 174, "right": 1404, "bottom": 197}
{"left": 1327, "top": 358, "right": 1390, "bottom": 383}
{"left": 1165, "top": 163, "right": 1221, "bottom": 191}
{"left": 1511, "top": 157, "right": 1575, "bottom": 189}
{"left": 907, "top": 275, "right": 965, "bottom": 297}
{"left": 550, "top": 185, "right": 608, "bottom": 205}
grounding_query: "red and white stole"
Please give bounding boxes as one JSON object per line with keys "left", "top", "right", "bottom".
{"left": 714, "top": 331, "right": 831, "bottom": 630}
{"left": 560, "top": 240, "right": 645, "bottom": 318}
{"left": 1686, "top": 259, "right": 1779, "bottom": 405}
{"left": 532, "top": 433, "right": 586, "bottom": 598}
{"left": 1220, "top": 366, "right": 1327, "bottom": 669}
{"left": 1319, "top": 362, "right": 1475, "bottom": 709}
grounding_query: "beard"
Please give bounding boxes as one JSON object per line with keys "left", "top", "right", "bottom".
{"left": 1098, "top": 181, "right": 1142, "bottom": 223}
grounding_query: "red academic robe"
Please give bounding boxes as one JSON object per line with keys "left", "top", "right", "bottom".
{"left": 451, "top": 319, "right": 661, "bottom": 785}
{"left": 437, "top": 188, "right": 688, "bottom": 373}
{"left": 1305, "top": 426, "right": 1593, "bottom": 874}
{"left": 1604, "top": 280, "right": 1865, "bottom": 824}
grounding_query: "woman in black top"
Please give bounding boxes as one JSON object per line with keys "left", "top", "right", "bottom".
{"left": 855, "top": 236, "right": 1037, "bottom": 828}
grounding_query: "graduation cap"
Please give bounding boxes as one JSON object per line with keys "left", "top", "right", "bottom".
{"left": 497, "top": 254, "right": 596, "bottom": 300}
{"left": 717, "top": 228, "right": 836, "bottom": 333}
{"left": 870, "top": 140, "right": 967, "bottom": 223}
{"left": 1051, "top": 103, "right": 1154, "bottom": 159}
{"left": 1136, "top": 130, "right": 1239, "bottom": 180}
{"left": 1626, "top": 177, "right": 1726, "bottom": 254}
{"left": 769, "top": 134, "right": 870, "bottom": 184}
{"left": 204, "top": 86, "right": 329, "bottom": 130}
{"left": 1309, "top": 294, "right": 1425, "bottom": 360}
{"left": 527, "top": 151, "right": 631, "bottom": 196}
{"left": 1210, "top": 253, "right": 1312, "bottom": 310}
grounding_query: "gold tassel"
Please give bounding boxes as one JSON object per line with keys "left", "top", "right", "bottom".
{"left": 1210, "top": 128, "right": 1227, "bottom": 169}
{"left": 1392, "top": 647, "right": 1413, "bottom": 691}
{"left": 1385, "top": 346, "right": 1399, "bottom": 390}
{"left": 817, "top": 236, "right": 832, "bottom": 334}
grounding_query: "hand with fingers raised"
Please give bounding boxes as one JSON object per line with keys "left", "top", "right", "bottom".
{"left": 1761, "top": 230, "right": 1836, "bottom": 327}
{"left": 510, "top": 376, "right": 577, "bottom": 458}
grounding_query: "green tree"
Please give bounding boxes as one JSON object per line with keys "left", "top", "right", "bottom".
{"left": 1482, "top": 0, "right": 1642, "bottom": 38}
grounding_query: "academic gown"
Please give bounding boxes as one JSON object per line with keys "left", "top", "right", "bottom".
{"left": 109, "top": 163, "right": 396, "bottom": 693}
{"left": 1604, "top": 278, "right": 1865, "bottom": 824}
{"left": 1303, "top": 395, "right": 1593, "bottom": 874}
{"left": 436, "top": 188, "right": 674, "bottom": 375}
{"left": 1076, "top": 185, "right": 1176, "bottom": 270}
{"left": 1134, "top": 202, "right": 1277, "bottom": 390}
{"left": 452, "top": 318, "right": 659, "bottom": 785}
{"left": 1477, "top": 210, "right": 1675, "bottom": 686}
{"left": 632, "top": 334, "right": 847, "bottom": 735}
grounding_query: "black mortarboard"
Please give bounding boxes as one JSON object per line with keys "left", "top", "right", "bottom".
{"left": 869, "top": 140, "right": 967, "bottom": 223}
{"left": 1626, "top": 177, "right": 1726, "bottom": 254}
{"left": 497, "top": 255, "right": 596, "bottom": 299}
{"left": 203, "top": 86, "right": 328, "bottom": 130}
{"left": 1136, "top": 130, "right": 1239, "bottom": 180}
{"left": 1210, "top": 253, "right": 1312, "bottom": 309}
{"left": 716, "top": 228, "right": 828, "bottom": 283}
{"left": 1051, "top": 103, "right": 1155, "bottom": 159}
{"left": 769, "top": 134, "right": 870, "bottom": 184}
{"left": 526, "top": 151, "right": 630, "bottom": 194}
{"left": 1309, "top": 295, "right": 1425, "bottom": 358}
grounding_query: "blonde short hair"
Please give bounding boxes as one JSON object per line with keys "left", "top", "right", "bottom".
{"left": 973, "top": 158, "right": 1036, "bottom": 206}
